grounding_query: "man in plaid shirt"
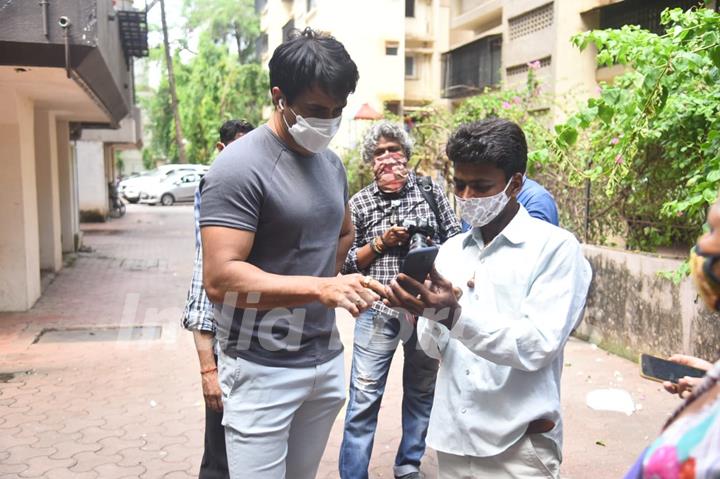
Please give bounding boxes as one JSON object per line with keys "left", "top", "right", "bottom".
{"left": 339, "top": 121, "right": 461, "bottom": 479}
{"left": 181, "top": 119, "right": 254, "bottom": 479}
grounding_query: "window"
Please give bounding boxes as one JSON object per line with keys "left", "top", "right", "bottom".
{"left": 599, "top": 0, "right": 698, "bottom": 35}
{"left": 405, "top": 0, "right": 414, "bottom": 18}
{"left": 306, "top": 0, "right": 316, "bottom": 11}
{"left": 385, "top": 42, "right": 399, "bottom": 56}
{"left": 384, "top": 101, "right": 401, "bottom": 116}
{"left": 256, "top": 32, "right": 268, "bottom": 58}
{"left": 442, "top": 35, "right": 502, "bottom": 98}
{"left": 405, "top": 56, "right": 416, "bottom": 78}
{"left": 282, "top": 19, "right": 295, "bottom": 43}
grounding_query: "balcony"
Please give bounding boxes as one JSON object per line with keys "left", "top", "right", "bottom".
{"left": 442, "top": 34, "right": 502, "bottom": 99}
{"left": 451, "top": 0, "right": 502, "bottom": 31}
{"left": 0, "top": 0, "right": 144, "bottom": 126}
{"left": 598, "top": 0, "right": 700, "bottom": 35}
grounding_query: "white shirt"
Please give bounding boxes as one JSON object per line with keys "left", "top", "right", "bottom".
{"left": 417, "top": 205, "right": 592, "bottom": 458}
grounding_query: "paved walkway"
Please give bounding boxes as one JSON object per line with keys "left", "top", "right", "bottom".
{"left": 0, "top": 205, "right": 678, "bottom": 478}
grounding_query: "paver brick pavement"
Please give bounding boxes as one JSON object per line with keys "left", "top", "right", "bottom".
{"left": 0, "top": 205, "right": 679, "bottom": 478}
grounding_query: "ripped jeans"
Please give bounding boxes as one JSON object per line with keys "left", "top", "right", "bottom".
{"left": 339, "top": 308, "right": 439, "bottom": 479}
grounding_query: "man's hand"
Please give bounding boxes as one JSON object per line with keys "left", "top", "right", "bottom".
{"left": 318, "top": 274, "right": 385, "bottom": 317}
{"left": 382, "top": 226, "right": 409, "bottom": 248}
{"left": 385, "top": 268, "right": 460, "bottom": 322}
{"left": 662, "top": 354, "right": 712, "bottom": 399}
{"left": 201, "top": 370, "right": 223, "bottom": 412}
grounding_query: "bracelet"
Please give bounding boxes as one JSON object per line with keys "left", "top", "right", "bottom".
{"left": 370, "top": 237, "right": 385, "bottom": 255}
{"left": 200, "top": 367, "right": 218, "bottom": 375}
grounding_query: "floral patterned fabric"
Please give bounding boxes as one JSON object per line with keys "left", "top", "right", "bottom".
{"left": 625, "top": 360, "right": 720, "bottom": 479}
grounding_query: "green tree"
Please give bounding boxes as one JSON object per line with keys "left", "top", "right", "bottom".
{"left": 180, "top": 34, "right": 268, "bottom": 164}
{"left": 553, "top": 7, "right": 720, "bottom": 250}
{"left": 143, "top": 0, "right": 268, "bottom": 165}
{"left": 183, "top": 0, "right": 260, "bottom": 63}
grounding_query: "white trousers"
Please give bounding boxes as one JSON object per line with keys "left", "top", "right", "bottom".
{"left": 436, "top": 434, "right": 560, "bottom": 479}
{"left": 218, "top": 350, "right": 346, "bottom": 479}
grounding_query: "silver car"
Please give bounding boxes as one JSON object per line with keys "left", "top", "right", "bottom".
{"left": 120, "top": 164, "right": 208, "bottom": 203}
{"left": 139, "top": 172, "right": 203, "bottom": 206}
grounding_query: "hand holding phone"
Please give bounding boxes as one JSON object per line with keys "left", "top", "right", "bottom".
{"left": 400, "top": 245, "right": 439, "bottom": 294}
{"left": 640, "top": 353, "right": 707, "bottom": 385}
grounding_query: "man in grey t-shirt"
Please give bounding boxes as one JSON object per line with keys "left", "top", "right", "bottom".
{"left": 199, "top": 28, "right": 385, "bottom": 479}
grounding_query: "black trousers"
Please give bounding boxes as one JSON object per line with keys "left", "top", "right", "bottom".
{"left": 199, "top": 357, "right": 229, "bottom": 479}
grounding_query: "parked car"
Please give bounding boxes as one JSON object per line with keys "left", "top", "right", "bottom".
{"left": 139, "top": 172, "right": 203, "bottom": 206}
{"left": 119, "top": 164, "right": 208, "bottom": 203}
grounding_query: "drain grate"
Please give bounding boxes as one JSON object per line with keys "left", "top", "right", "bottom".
{"left": 34, "top": 326, "right": 162, "bottom": 343}
{"left": 0, "top": 370, "right": 34, "bottom": 383}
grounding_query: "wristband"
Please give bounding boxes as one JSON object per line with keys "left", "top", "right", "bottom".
{"left": 373, "top": 236, "right": 386, "bottom": 255}
{"left": 200, "top": 367, "right": 218, "bottom": 375}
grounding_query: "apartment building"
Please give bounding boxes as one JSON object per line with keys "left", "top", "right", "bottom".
{"left": 255, "top": 0, "right": 450, "bottom": 150}
{"left": 0, "top": 0, "right": 147, "bottom": 311}
{"left": 443, "top": 0, "right": 716, "bottom": 113}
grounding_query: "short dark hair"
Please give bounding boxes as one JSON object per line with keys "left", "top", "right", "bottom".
{"left": 446, "top": 118, "right": 527, "bottom": 180}
{"left": 218, "top": 119, "right": 255, "bottom": 144}
{"left": 268, "top": 27, "right": 359, "bottom": 104}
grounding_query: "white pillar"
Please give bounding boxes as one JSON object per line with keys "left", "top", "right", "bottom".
{"left": 0, "top": 92, "right": 41, "bottom": 311}
{"left": 76, "top": 140, "right": 108, "bottom": 220}
{"left": 34, "top": 109, "right": 63, "bottom": 272}
{"left": 57, "top": 120, "right": 77, "bottom": 253}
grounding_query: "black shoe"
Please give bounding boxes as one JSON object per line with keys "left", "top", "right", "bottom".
{"left": 395, "top": 473, "right": 422, "bottom": 479}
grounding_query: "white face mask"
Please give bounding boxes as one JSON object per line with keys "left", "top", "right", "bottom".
{"left": 456, "top": 179, "right": 513, "bottom": 228}
{"left": 279, "top": 99, "right": 342, "bottom": 153}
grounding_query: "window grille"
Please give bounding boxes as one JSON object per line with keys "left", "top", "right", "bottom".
{"left": 442, "top": 35, "right": 502, "bottom": 99}
{"left": 508, "top": 3, "right": 554, "bottom": 41}
{"left": 506, "top": 56, "right": 551, "bottom": 79}
{"left": 599, "top": 0, "right": 700, "bottom": 35}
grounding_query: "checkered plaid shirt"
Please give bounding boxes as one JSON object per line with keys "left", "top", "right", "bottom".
{"left": 342, "top": 172, "right": 461, "bottom": 315}
{"left": 181, "top": 188, "right": 215, "bottom": 333}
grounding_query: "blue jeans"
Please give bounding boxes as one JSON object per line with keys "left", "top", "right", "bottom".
{"left": 339, "top": 309, "right": 439, "bottom": 479}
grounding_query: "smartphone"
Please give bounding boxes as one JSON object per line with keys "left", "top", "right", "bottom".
{"left": 400, "top": 245, "right": 439, "bottom": 294}
{"left": 640, "top": 353, "right": 706, "bottom": 384}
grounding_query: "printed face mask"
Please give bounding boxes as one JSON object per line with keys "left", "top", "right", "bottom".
{"left": 455, "top": 179, "right": 512, "bottom": 228}
{"left": 690, "top": 246, "right": 720, "bottom": 311}
{"left": 280, "top": 99, "right": 341, "bottom": 153}
{"left": 373, "top": 151, "right": 408, "bottom": 193}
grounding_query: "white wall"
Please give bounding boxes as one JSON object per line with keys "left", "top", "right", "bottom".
{"left": 76, "top": 140, "right": 108, "bottom": 215}
{"left": 0, "top": 92, "right": 41, "bottom": 311}
{"left": 34, "top": 109, "right": 63, "bottom": 272}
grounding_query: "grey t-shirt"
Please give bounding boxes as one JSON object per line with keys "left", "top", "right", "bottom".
{"left": 199, "top": 125, "right": 348, "bottom": 368}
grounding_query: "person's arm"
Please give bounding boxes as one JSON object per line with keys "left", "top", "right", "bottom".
{"left": 336, "top": 204, "right": 354, "bottom": 274}
{"left": 202, "top": 226, "right": 384, "bottom": 316}
{"left": 341, "top": 199, "right": 407, "bottom": 273}
{"left": 192, "top": 330, "right": 222, "bottom": 412}
{"left": 662, "top": 354, "right": 714, "bottom": 398}
{"left": 388, "top": 238, "right": 592, "bottom": 371}
{"left": 182, "top": 244, "right": 223, "bottom": 412}
{"left": 433, "top": 183, "right": 462, "bottom": 241}
{"left": 444, "top": 239, "right": 591, "bottom": 370}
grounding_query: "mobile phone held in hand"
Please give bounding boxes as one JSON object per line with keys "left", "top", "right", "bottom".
{"left": 400, "top": 245, "right": 439, "bottom": 294}
{"left": 640, "top": 353, "right": 706, "bottom": 384}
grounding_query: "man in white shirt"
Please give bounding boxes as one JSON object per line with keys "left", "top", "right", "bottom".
{"left": 384, "top": 118, "right": 592, "bottom": 478}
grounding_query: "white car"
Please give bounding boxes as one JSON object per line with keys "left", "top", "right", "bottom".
{"left": 139, "top": 172, "right": 203, "bottom": 206}
{"left": 119, "top": 164, "right": 208, "bottom": 203}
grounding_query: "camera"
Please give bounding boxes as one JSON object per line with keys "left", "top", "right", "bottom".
{"left": 398, "top": 217, "right": 435, "bottom": 251}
